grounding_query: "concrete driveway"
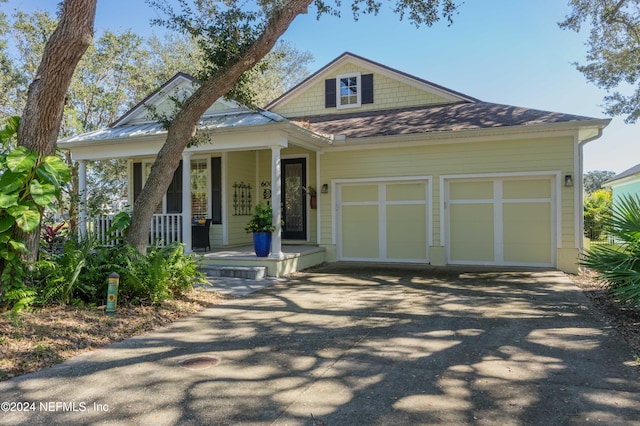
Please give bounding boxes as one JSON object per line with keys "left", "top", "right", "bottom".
{"left": 1, "top": 264, "right": 639, "bottom": 425}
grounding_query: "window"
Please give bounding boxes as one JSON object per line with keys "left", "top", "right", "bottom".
{"left": 325, "top": 73, "right": 373, "bottom": 109}
{"left": 337, "top": 73, "right": 361, "bottom": 109}
{"left": 191, "top": 158, "right": 208, "bottom": 218}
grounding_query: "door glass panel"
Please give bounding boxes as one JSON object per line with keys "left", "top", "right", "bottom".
{"left": 284, "top": 163, "right": 303, "bottom": 233}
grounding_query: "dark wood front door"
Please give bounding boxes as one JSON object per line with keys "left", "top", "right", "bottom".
{"left": 281, "top": 158, "right": 306, "bottom": 240}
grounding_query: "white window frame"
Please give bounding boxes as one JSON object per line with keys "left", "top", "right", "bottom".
{"left": 336, "top": 72, "right": 361, "bottom": 109}
{"left": 143, "top": 160, "right": 167, "bottom": 213}
{"left": 190, "top": 156, "right": 211, "bottom": 219}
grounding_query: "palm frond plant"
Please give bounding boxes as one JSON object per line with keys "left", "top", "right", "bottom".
{"left": 582, "top": 194, "right": 640, "bottom": 306}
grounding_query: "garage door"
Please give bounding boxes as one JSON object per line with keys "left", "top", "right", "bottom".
{"left": 338, "top": 180, "right": 429, "bottom": 262}
{"left": 446, "top": 176, "right": 555, "bottom": 267}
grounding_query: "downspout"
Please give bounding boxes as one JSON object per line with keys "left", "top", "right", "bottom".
{"left": 577, "top": 127, "right": 605, "bottom": 257}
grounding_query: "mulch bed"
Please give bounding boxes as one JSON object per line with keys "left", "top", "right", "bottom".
{"left": 569, "top": 270, "right": 640, "bottom": 359}
{"left": 0, "top": 289, "right": 221, "bottom": 381}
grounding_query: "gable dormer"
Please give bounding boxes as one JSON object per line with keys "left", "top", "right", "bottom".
{"left": 267, "top": 52, "right": 477, "bottom": 118}
{"left": 110, "top": 72, "right": 242, "bottom": 128}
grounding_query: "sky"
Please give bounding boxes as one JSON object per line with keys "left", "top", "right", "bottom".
{"left": 3, "top": 0, "right": 639, "bottom": 174}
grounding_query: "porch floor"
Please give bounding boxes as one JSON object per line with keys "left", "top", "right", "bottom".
{"left": 195, "top": 245, "right": 326, "bottom": 278}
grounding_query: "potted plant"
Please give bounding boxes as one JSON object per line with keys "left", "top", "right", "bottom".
{"left": 245, "top": 203, "right": 276, "bottom": 257}
{"left": 305, "top": 186, "right": 317, "bottom": 209}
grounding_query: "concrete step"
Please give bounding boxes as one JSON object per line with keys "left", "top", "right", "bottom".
{"left": 199, "top": 265, "right": 267, "bottom": 280}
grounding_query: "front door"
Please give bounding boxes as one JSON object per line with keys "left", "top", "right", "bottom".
{"left": 281, "top": 158, "right": 307, "bottom": 240}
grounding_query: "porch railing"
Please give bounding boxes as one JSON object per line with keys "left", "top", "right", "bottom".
{"left": 91, "top": 214, "right": 183, "bottom": 247}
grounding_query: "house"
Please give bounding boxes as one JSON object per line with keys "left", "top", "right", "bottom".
{"left": 603, "top": 163, "right": 640, "bottom": 207}
{"left": 59, "top": 52, "right": 610, "bottom": 275}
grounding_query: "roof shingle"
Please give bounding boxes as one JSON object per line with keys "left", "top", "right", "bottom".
{"left": 291, "top": 101, "right": 603, "bottom": 138}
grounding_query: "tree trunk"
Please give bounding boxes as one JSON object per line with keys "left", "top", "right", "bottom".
{"left": 15, "top": 0, "right": 96, "bottom": 261}
{"left": 125, "top": 0, "right": 313, "bottom": 253}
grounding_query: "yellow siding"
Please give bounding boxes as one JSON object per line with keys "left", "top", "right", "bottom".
{"left": 226, "top": 151, "right": 256, "bottom": 246}
{"left": 319, "top": 136, "right": 575, "bottom": 252}
{"left": 272, "top": 63, "right": 453, "bottom": 118}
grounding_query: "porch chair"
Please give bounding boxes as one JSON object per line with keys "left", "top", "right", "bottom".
{"left": 191, "top": 219, "right": 211, "bottom": 252}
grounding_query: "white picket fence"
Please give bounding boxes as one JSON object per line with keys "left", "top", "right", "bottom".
{"left": 92, "top": 214, "right": 183, "bottom": 247}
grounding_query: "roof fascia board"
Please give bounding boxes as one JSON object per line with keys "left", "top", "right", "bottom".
{"left": 320, "top": 122, "right": 606, "bottom": 153}
{"left": 111, "top": 73, "right": 197, "bottom": 127}
{"left": 62, "top": 125, "right": 311, "bottom": 160}
{"left": 603, "top": 174, "right": 640, "bottom": 188}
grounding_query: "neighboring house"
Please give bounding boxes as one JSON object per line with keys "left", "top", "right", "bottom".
{"left": 59, "top": 52, "right": 610, "bottom": 274}
{"left": 603, "top": 163, "right": 640, "bottom": 207}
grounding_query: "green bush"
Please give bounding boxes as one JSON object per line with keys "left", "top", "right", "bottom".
{"left": 32, "top": 239, "right": 206, "bottom": 307}
{"left": 584, "top": 189, "right": 612, "bottom": 241}
{"left": 582, "top": 194, "right": 640, "bottom": 306}
{"left": 82, "top": 242, "right": 205, "bottom": 305}
{"left": 0, "top": 116, "right": 71, "bottom": 311}
{"left": 34, "top": 234, "right": 98, "bottom": 305}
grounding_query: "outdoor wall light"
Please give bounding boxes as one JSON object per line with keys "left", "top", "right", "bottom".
{"left": 564, "top": 174, "right": 573, "bottom": 187}
{"left": 321, "top": 184, "right": 329, "bottom": 193}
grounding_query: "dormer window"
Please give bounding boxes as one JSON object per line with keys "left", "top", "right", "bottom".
{"left": 325, "top": 73, "right": 374, "bottom": 109}
{"left": 337, "top": 73, "right": 361, "bottom": 109}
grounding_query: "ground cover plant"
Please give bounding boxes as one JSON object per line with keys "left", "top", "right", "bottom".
{"left": 582, "top": 195, "right": 640, "bottom": 307}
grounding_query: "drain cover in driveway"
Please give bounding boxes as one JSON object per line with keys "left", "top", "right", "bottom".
{"left": 179, "top": 356, "right": 219, "bottom": 370}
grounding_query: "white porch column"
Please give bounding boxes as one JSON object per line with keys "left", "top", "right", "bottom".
{"left": 270, "top": 145, "right": 283, "bottom": 258}
{"left": 78, "top": 160, "right": 87, "bottom": 238}
{"left": 182, "top": 153, "right": 192, "bottom": 253}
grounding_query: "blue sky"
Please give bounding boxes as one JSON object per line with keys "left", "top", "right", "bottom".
{"left": 4, "top": 0, "right": 639, "bottom": 173}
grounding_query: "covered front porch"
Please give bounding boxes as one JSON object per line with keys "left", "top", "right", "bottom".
{"left": 60, "top": 104, "right": 332, "bottom": 276}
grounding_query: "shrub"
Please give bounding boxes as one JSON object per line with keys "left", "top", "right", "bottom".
{"left": 34, "top": 234, "right": 98, "bottom": 305}
{"left": 584, "top": 189, "right": 612, "bottom": 241}
{"left": 80, "top": 242, "right": 206, "bottom": 306}
{"left": 582, "top": 194, "right": 640, "bottom": 306}
{"left": 32, "top": 238, "right": 206, "bottom": 307}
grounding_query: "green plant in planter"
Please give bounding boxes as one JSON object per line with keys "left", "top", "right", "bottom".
{"left": 245, "top": 203, "right": 275, "bottom": 233}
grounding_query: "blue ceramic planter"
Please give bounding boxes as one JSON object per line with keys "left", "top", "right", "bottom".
{"left": 252, "top": 232, "right": 272, "bottom": 257}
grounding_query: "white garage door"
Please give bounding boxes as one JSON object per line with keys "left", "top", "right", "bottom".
{"left": 338, "top": 179, "right": 429, "bottom": 262}
{"left": 446, "top": 176, "right": 556, "bottom": 267}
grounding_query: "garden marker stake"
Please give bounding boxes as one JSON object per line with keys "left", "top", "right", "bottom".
{"left": 105, "top": 272, "right": 120, "bottom": 315}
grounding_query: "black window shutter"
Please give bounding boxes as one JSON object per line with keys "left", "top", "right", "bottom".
{"left": 325, "top": 78, "right": 336, "bottom": 108}
{"left": 211, "top": 157, "right": 222, "bottom": 224}
{"left": 133, "top": 162, "right": 142, "bottom": 202}
{"left": 361, "top": 74, "right": 374, "bottom": 104}
{"left": 166, "top": 160, "right": 183, "bottom": 213}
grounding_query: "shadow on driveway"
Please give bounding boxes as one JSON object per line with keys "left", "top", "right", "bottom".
{"left": 1, "top": 264, "right": 639, "bottom": 425}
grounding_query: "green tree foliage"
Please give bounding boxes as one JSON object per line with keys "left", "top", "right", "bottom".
{"left": 1, "top": 7, "right": 313, "bottom": 221}
{"left": 583, "top": 170, "right": 616, "bottom": 194}
{"left": 584, "top": 188, "right": 613, "bottom": 240}
{"left": 126, "top": 0, "right": 457, "bottom": 252}
{"left": 251, "top": 40, "right": 314, "bottom": 107}
{"left": 560, "top": 0, "right": 640, "bottom": 122}
{"left": 0, "top": 117, "right": 70, "bottom": 310}
{"left": 583, "top": 195, "right": 640, "bottom": 306}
